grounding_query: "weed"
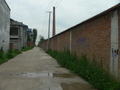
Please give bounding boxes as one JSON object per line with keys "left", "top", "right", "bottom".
{"left": 0, "top": 47, "right": 33, "bottom": 65}
{"left": 0, "top": 47, "right": 4, "bottom": 59}
{"left": 22, "top": 46, "right": 34, "bottom": 51}
{"left": 46, "top": 49, "right": 120, "bottom": 90}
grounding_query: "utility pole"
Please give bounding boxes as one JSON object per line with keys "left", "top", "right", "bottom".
{"left": 52, "top": 6, "right": 56, "bottom": 36}
{"left": 47, "top": 11, "right": 52, "bottom": 50}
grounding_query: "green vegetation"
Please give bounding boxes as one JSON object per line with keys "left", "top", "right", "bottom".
{"left": 38, "top": 35, "right": 46, "bottom": 46}
{"left": 39, "top": 35, "right": 46, "bottom": 43}
{"left": 0, "top": 47, "right": 21, "bottom": 64}
{"left": 22, "top": 46, "right": 34, "bottom": 51}
{"left": 46, "top": 49, "right": 120, "bottom": 90}
{"left": 0, "top": 46, "right": 34, "bottom": 65}
{"left": 33, "top": 29, "right": 37, "bottom": 44}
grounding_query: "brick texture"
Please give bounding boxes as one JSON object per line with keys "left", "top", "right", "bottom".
{"left": 27, "top": 41, "right": 34, "bottom": 47}
{"left": 9, "top": 43, "right": 14, "bottom": 51}
{"left": 71, "top": 13, "right": 111, "bottom": 71}
{"left": 58, "top": 31, "right": 70, "bottom": 52}
{"left": 40, "top": 8, "right": 120, "bottom": 79}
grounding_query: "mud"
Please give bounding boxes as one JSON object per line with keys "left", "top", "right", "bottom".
{"left": 53, "top": 73, "right": 77, "bottom": 78}
{"left": 61, "top": 83, "right": 96, "bottom": 90}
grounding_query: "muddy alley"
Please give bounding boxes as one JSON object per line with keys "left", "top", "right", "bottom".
{"left": 0, "top": 47, "right": 97, "bottom": 90}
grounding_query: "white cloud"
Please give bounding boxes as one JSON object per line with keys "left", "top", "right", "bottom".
{"left": 6, "top": 0, "right": 120, "bottom": 44}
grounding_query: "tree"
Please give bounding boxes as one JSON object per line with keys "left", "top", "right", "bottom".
{"left": 39, "top": 35, "right": 46, "bottom": 43}
{"left": 33, "top": 29, "right": 37, "bottom": 44}
{"left": 38, "top": 35, "right": 46, "bottom": 46}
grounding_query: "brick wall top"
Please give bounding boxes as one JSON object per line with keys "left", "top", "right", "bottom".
{"left": 51, "top": 3, "right": 120, "bottom": 39}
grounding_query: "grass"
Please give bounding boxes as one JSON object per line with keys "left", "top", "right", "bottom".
{"left": 46, "top": 49, "right": 120, "bottom": 90}
{"left": 22, "top": 46, "right": 34, "bottom": 51}
{"left": 0, "top": 46, "right": 34, "bottom": 65}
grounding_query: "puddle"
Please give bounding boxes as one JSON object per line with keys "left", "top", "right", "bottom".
{"left": 30, "top": 86, "right": 63, "bottom": 90}
{"left": 49, "top": 86, "right": 63, "bottom": 90}
{"left": 9, "top": 72, "right": 53, "bottom": 78}
{"left": 8, "top": 72, "right": 97, "bottom": 90}
{"left": 22, "top": 72, "right": 53, "bottom": 78}
{"left": 61, "top": 83, "right": 96, "bottom": 90}
{"left": 53, "top": 73, "right": 77, "bottom": 78}
{"left": 9, "top": 72, "right": 77, "bottom": 79}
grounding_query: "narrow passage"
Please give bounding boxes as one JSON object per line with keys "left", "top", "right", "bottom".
{"left": 0, "top": 47, "right": 96, "bottom": 90}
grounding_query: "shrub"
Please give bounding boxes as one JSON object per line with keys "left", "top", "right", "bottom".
{"left": 46, "top": 49, "right": 120, "bottom": 90}
{"left": 0, "top": 47, "right": 33, "bottom": 65}
{"left": 13, "top": 50, "right": 22, "bottom": 55}
{"left": 22, "top": 46, "right": 34, "bottom": 51}
{"left": 0, "top": 47, "right": 4, "bottom": 59}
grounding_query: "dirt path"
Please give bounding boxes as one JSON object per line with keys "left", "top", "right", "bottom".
{"left": 0, "top": 47, "right": 97, "bottom": 90}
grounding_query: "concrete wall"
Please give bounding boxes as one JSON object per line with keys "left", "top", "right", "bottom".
{"left": 110, "top": 10, "right": 119, "bottom": 77}
{"left": 10, "top": 20, "right": 28, "bottom": 50}
{"left": 22, "top": 27, "right": 27, "bottom": 47}
{"left": 10, "top": 40, "right": 21, "bottom": 50}
{"left": 40, "top": 5, "right": 120, "bottom": 79}
{"left": 118, "top": 9, "right": 120, "bottom": 79}
{"left": 0, "top": 0, "right": 10, "bottom": 52}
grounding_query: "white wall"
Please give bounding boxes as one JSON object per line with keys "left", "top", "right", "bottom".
{"left": 0, "top": 0, "right": 10, "bottom": 52}
{"left": 110, "top": 10, "right": 119, "bottom": 77}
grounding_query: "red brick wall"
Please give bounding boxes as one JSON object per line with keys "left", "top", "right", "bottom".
{"left": 9, "top": 43, "right": 14, "bottom": 50}
{"left": 43, "top": 40, "right": 48, "bottom": 50}
{"left": 49, "top": 38, "right": 53, "bottom": 50}
{"left": 58, "top": 31, "right": 70, "bottom": 52}
{"left": 40, "top": 13, "right": 111, "bottom": 71}
{"left": 27, "top": 41, "right": 34, "bottom": 47}
{"left": 52, "top": 36, "right": 58, "bottom": 51}
{"left": 39, "top": 9, "right": 120, "bottom": 78}
{"left": 71, "top": 13, "right": 111, "bottom": 71}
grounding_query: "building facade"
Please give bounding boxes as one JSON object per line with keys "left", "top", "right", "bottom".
{"left": 0, "top": 0, "right": 10, "bottom": 52}
{"left": 27, "top": 29, "right": 34, "bottom": 47}
{"left": 10, "top": 19, "right": 28, "bottom": 50}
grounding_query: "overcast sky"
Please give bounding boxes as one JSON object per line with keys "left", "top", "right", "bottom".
{"left": 6, "top": 0, "right": 120, "bottom": 44}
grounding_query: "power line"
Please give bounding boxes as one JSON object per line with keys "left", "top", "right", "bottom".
{"left": 56, "top": 0, "right": 62, "bottom": 8}
{"left": 41, "top": 13, "right": 48, "bottom": 31}
{"left": 40, "top": 0, "right": 61, "bottom": 39}
{"left": 47, "top": 0, "right": 54, "bottom": 11}
{"left": 46, "top": 0, "right": 52, "bottom": 11}
{"left": 55, "top": 0, "right": 60, "bottom": 7}
{"left": 40, "top": 0, "right": 53, "bottom": 38}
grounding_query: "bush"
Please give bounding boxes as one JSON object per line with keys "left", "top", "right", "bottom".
{"left": 46, "top": 49, "right": 120, "bottom": 90}
{"left": 6, "top": 53, "right": 14, "bottom": 59}
{"left": 0, "top": 47, "right": 4, "bottom": 59}
{"left": 0, "top": 47, "right": 34, "bottom": 65}
{"left": 5, "top": 48, "right": 14, "bottom": 59}
{"left": 13, "top": 50, "right": 22, "bottom": 55}
{"left": 22, "top": 46, "right": 34, "bottom": 51}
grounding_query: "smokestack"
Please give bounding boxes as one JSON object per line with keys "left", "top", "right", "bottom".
{"left": 52, "top": 6, "right": 56, "bottom": 36}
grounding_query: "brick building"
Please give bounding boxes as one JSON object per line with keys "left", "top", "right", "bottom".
{"left": 40, "top": 3, "right": 120, "bottom": 79}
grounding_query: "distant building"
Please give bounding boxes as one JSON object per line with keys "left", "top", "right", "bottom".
{"left": 10, "top": 19, "right": 28, "bottom": 50}
{"left": 27, "top": 28, "right": 34, "bottom": 47}
{"left": 27, "top": 28, "right": 34, "bottom": 42}
{"left": 0, "top": 0, "right": 10, "bottom": 52}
